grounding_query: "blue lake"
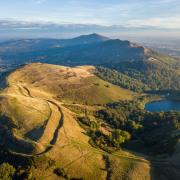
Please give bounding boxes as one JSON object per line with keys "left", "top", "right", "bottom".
{"left": 145, "top": 100, "right": 180, "bottom": 112}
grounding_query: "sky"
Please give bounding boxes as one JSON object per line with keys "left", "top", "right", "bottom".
{"left": 0, "top": 0, "right": 180, "bottom": 28}
{"left": 0, "top": 0, "right": 180, "bottom": 41}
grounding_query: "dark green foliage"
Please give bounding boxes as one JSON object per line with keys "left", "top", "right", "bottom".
{"left": 95, "top": 100, "right": 144, "bottom": 133}
{"left": 78, "top": 116, "right": 91, "bottom": 127}
{"left": 87, "top": 129, "right": 116, "bottom": 152}
{"left": 96, "top": 66, "right": 149, "bottom": 92}
{"left": 15, "top": 167, "right": 33, "bottom": 180}
{"left": 96, "top": 100, "right": 180, "bottom": 155}
{"left": 104, "top": 59, "right": 180, "bottom": 91}
{"left": 141, "top": 111, "right": 180, "bottom": 154}
{"left": 109, "top": 130, "right": 131, "bottom": 148}
{"left": 96, "top": 108, "right": 127, "bottom": 129}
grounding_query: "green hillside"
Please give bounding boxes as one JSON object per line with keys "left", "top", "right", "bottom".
{"left": 99, "top": 54, "right": 180, "bottom": 92}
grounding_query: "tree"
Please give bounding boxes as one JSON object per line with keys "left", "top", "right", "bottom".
{"left": 110, "top": 129, "right": 131, "bottom": 148}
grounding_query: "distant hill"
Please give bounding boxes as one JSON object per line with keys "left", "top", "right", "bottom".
{"left": 42, "top": 39, "right": 145, "bottom": 65}
{"left": 0, "top": 34, "right": 179, "bottom": 91}
{"left": 0, "top": 38, "right": 146, "bottom": 64}
{"left": 0, "top": 33, "right": 109, "bottom": 53}
{"left": 59, "top": 33, "right": 109, "bottom": 47}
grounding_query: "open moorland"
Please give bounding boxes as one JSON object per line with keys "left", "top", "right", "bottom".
{"left": 0, "top": 63, "right": 179, "bottom": 179}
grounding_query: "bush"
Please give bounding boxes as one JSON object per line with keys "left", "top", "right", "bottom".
{"left": 78, "top": 116, "right": 91, "bottom": 127}
{"left": 0, "top": 163, "right": 16, "bottom": 180}
{"left": 54, "top": 168, "right": 68, "bottom": 179}
{"left": 110, "top": 129, "right": 131, "bottom": 148}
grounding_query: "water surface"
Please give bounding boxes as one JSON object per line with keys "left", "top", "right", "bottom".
{"left": 145, "top": 100, "right": 180, "bottom": 112}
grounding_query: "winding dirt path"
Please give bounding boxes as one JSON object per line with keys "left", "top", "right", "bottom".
{"left": 10, "top": 84, "right": 64, "bottom": 156}
{"left": 37, "top": 102, "right": 61, "bottom": 153}
{"left": 9, "top": 84, "right": 180, "bottom": 171}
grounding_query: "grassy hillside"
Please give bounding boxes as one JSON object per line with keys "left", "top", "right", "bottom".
{"left": 0, "top": 63, "right": 179, "bottom": 179}
{"left": 101, "top": 55, "right": 180, "bottom": 91}
{"left": 7, "top": 63, "right": 135, "bottom": 104}
{"left": 0, "top": 63, "right": 152, "bottom": 179}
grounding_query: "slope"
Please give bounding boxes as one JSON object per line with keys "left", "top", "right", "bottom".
{"left": 0, "top": 63, "right": 153, "bottom": 179}
{"left": 7, "top": 63, "right": 135, "bottom": 104}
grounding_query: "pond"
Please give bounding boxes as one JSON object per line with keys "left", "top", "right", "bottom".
{"left": 145, "top": 100, "right": 180, "bottom": 112}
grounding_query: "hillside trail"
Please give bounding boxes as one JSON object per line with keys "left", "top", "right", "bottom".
{"left": 7, "top": 83, "right": 179, "bottom": 170}
{"left": 8, "top": 83, "right": 64, "bottom": 156}
{"left": 10, "top": 84, "right": 148, "bottom": 163}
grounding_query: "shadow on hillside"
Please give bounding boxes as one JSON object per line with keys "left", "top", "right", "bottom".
{"left": 25, "top": 121, "right": 48, "bottom": 141}
{"left": 150, "top": 159, "right": 180, "bottom": 180}
{"left": 0, "top": 115, "right": 35, "bottom": 154}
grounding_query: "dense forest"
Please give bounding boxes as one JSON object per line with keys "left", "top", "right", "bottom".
{"left": 78, "top": 99, "right": 180, "bottom": 155}
{"left": 100, "top": 58, "right": 180, "bottom": 91}
{"left": 96, "top": 66, "right": 149, "bottom": 92}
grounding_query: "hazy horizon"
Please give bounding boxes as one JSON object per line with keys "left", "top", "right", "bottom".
{"left": 1, "top": 0, "right": 180, "bottom": 42}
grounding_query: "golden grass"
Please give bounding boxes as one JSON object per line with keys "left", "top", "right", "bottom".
{"left": 32, "top": 102, "right": 107, "bottom": 179}
{"left": 7, "top": 63, "right": 135, "bottom": 104}
{"left": 0, "top": 63, "right": 151, "bottom": 179}
{"left": 0, "top": 93, "right": 50, "bottom": 137}
{"left": 109, "top": 156, "right": 151, "bottom": 180}
{"left": 37, "top": 102, "right": 61, "bottom": 152}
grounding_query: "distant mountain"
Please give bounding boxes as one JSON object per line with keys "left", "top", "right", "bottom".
{"left": 57, "top": 39, "right": 146, "bottom": 64}
{"left": 0, "top": 33, "right": 109, "bottom": 53}
{"left": 59, "top": 33, "right": 109, "bottom": 47}
{"left": 0, "top": 34, "right": 179, "bottom": 91}
{"left": 0, "top": 38, "right": 146, "bottom": 64}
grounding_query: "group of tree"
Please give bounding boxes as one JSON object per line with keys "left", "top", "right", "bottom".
{"left": 96, "top": 58, "right": 180, "bottom": 93}
{"left": 96, "top": 66, "right": 149, "bottom": 92}
{"left": 95, "top": 100, "right": 180, "bottom": 155}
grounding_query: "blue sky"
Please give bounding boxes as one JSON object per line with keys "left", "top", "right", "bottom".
{"left": 1, "top": 0, "right": 180, "bottom": 29}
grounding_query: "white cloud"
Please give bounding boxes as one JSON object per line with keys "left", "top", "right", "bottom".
{"left": 127, "top": 17, "right": 180, "bottom": 29}
{"left": 34, "top": 0, "right": 47, "bottom": 4}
